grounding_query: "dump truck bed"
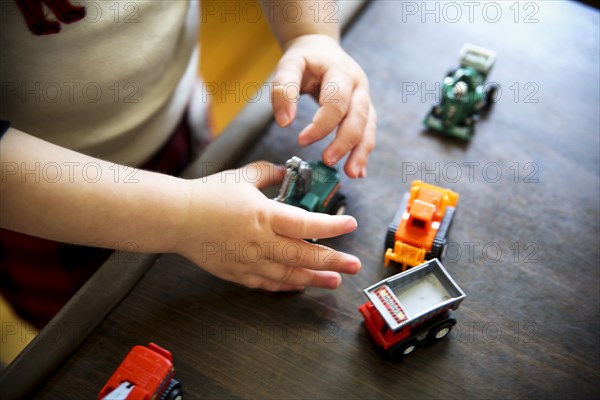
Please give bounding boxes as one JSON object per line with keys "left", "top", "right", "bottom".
{"left": 363, "top": 259, "right": 466, "bottom": 332}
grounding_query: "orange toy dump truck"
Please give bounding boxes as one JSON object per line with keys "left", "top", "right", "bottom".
{"left": 384, "top": 181, "right": 459, "bottom": 270}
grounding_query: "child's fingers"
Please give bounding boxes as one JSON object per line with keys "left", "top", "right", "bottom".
{"left": 297, "top": 72, "right": 354, "bottom": 157}
{"left": 271, "top": 203, "right": 357, "bottom": 239}
{"left": 254, "top": 264, "right": 343, "bottom": 290}
{"left": 238, "top": 161, "right": 286, "bottom": 189}
{"left": 322, "top": 86, "right": 372, "bottom": 177}
{"left": 263, "top": 235, "right": 360, "bottom": 275}
{"left": 272, "top": 57, "right": 304, "bottom": 127}
{"left": 342, "top": 103, "right": 377, "bottom": 179}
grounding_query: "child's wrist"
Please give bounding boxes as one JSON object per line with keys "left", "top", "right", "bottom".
{"left": 281, "top": 33, "right": 339, "bottom": 51}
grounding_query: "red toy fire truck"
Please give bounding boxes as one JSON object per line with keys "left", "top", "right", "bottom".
{"left": 98, "top": 343, "right": 182, "bottom": 400}
{"left": 359, "top": 259, "right": 466, "bottom": 360}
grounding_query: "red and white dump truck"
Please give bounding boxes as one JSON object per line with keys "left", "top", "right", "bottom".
{"left": 359, "top": 259, "right": 466, "bottom": 360}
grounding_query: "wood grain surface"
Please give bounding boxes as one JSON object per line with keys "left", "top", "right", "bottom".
{"left": 34, "top": 2, "right": 599, "bottom": 399}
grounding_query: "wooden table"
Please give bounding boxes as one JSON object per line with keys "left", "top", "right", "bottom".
{"left": 28, "top": 1, "right": 600, "bottom": 398}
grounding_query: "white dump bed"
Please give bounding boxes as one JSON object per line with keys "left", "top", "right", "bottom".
{"left": 363, "top": 259, "right": 466, "bottom": 331}
{"left": 459, "top": 43, "right": 496, "bottom": 74}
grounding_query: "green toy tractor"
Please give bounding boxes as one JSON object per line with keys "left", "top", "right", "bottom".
{"left": 424, "top": 44, "right": 498, "bottom": 140}
{"left": 275, "top": 156, "right": 346, "bottom": 215}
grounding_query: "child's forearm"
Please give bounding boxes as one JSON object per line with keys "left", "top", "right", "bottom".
{"left": 1, "top": 128, "right": 361, "bottom": 291}
{"left": 0, "top": 128, "right": 189, "bottom": 254}
{"left": 260, "top": 0, "right": 340, "bottom": 48}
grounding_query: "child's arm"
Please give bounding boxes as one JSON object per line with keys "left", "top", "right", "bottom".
{"left": 261, "top": 0, "right": 377, "bottom": 179}
{"left": 0, "top": 128, "right": 360, "bottom": 291}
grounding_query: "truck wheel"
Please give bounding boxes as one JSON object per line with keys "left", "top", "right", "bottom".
{"left": 384, "top": 226, "right": 397, "bottom": 251}
{"left": 160, "top": 379, "right": 183, "bottom": 400}
{"left": 326, "top": 194, "right": 347, "bottom": 216}
{"left": 430, "top": 323, "right": 454, "bottom": 342}
{"left": 330, "top": 199, "right": 347, "bottom": 215}
{"left": 168, "top": 390, "right": 183, "bottom": 400}
{"left": 389, "top": 340, "right": 418, "bottom": 360}
{"left": 428, "top": 237, "right": 445, "bottom": 260}
{"left": 484, "top": 84, "right": 499, "bottom": 112}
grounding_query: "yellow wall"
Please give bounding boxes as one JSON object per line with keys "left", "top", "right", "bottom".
{"left": 0, "top": 297, "right": 37, "bottom": 365}
{"left": 199, "top": 0, "right": 282, "bottom": 135}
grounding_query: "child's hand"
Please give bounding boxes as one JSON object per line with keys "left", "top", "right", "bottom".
{"left": 176, "top": 161, "right": 361, "bottom": 291}
{"left": 272, "top": 34, "right": 377, "bottom": 179}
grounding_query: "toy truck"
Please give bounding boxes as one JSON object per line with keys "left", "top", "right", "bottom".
{"left": 98, "top": 343, "right": 183, "bottom": 400}
{"left": 359, "top": 259, "right": 466, "bottom": 360}
{"left": 275, "top": 156, "right": 346, "bottom": 215}
{"left": 384, "top": 180, "right": 458, "bottom": 271}
{"left": 424, "top": 43, "right": 498, "bottom": 140}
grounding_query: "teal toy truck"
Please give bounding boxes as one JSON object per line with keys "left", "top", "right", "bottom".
{"left": 424, "top": 44, "right": 498, "bottom": 140}
{"left": 275, "top": 156, "right": 346, "bottom": 215}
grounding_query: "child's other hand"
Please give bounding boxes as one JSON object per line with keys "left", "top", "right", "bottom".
{"left": 176, "top": 161, "right": 361, "bottom": 291}
{"left": 272, "top": 34, "right": 377, "bottom": 179}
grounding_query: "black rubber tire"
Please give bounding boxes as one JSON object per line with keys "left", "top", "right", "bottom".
{"left": 428, "top": 237, "right": 445, "bottom": 261}
{"left": 325, "top": 193, "right": 346, "bottom": 215}
{"left": 484, "top": 84, "right": 498, "bottom": 112}
{"left": 330, "top": 199, "right": 347, "bottom": 216}
{"left": 160, "top": 380, "right": 183, "bottom": 400}
{"left": 429, "top": 322, "right": 455, "bottom": 343}
{"left": 385, "top": 226, "right": 397, "bottom": 252}
{"left": 389, "top": 340, "right": 418, "bottom": 360}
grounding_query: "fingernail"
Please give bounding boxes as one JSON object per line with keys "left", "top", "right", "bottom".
{"left": 346, "top": 217, "right": 358, "bottom": 231}
{"left": 325, "top": 154, "right": 338, "bottom": 166}
{"left": 329, "top": 274, "right": 342, "bottom": 289}
{"left": 276, "top": 111, "right": 290, "bottom": 127}
{"left": 343, "top": 256, "right": 361, "bottom": 274}
{"left": 361, "top": 167, "right": 367, "bottom": 178}
{"left": 351, "top": 258, "right": 362, "bottom": 273}
{"left": 298, "top": 136, "right": 309, "bottom": 147}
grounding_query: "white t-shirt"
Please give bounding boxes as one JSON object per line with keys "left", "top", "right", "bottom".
{"left": 0, "top": 0, "right": 200, "bottom": 165}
